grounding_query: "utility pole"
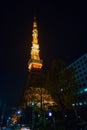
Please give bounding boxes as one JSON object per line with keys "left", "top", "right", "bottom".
{"left": 31, "top": 102, "right": 35, "bottom": 130}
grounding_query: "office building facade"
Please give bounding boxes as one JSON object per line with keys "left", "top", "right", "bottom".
{"left": 68, "top": 53, "right": 87, "bottom": 107}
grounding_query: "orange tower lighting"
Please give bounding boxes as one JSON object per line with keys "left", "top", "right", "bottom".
{"left": 28, "top": 17, "right": 43, "bottom": 71}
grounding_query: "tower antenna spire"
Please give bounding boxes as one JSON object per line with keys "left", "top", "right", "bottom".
{"left": 34, "top": 16, "right": 36, "bottom": 21}
{"left": 28, "top": 18, "right": 43, "bottom": 71}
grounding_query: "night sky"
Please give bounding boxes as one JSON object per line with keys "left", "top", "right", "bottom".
{"left": 0, "top": 0, "right": 87, "bottom": 107}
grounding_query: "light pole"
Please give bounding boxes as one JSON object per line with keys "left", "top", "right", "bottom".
{"left": 31, "top": 102, "right": 35, "bottom": 130}
{"left": 48, "top": 111, "right": 56, "bottom": 130}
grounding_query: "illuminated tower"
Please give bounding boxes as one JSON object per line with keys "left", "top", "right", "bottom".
{"left": 23, "top": 17, "right": 56, "bottom": 109}
{"left": 28, "top": 17, "right": 43, "bottom": 71}
{"left": 26, "top": 17, "right": 43, "bottom": 88}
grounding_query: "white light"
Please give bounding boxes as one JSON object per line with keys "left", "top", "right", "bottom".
{"left": 61, "top": 88, "right": 63, "bottom": 92}
{"left": 38, "top": 114, "right": 40, "bottom": 117}
{"left": 72, "top": 103, "right": 75, "bottom": 106}
{"left": 79, "top": 102, "right": 82, "bottom": 105}
{"left": 76, "top": 103, "right": 78, "bottom": 106}
{"left": 48, "top": 112, "right": 52, "bottom": 117}
{"left": 84, "top": 88, "right": 87, "bottom": 92}
{"left": 65, "top": 115, "right": 67, "bottom": 117}
{"left": 17, "top": 110, "right": 21, "bottom": 114}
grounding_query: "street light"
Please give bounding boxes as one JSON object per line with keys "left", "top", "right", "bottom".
{"left": 31, "top": 102, "right": 35, "bottom": 130}
{"left": 48, "top": 111, "right": 56, "bottom": 130}
{"left": 48, "top": 112, "right": 52, "bottom": 117}
{"left": 17, "top": 110, "right": 21, "bottom": 115}
{"left": 31, "top": 102, "right": 35, "bottom": 107}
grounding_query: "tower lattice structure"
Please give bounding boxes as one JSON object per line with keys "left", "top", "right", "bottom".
{"left": 23, "top": 17, "right": 56, "bottom": 109}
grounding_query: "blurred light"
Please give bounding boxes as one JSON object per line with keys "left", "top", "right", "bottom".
{"left": 48, "top": 112, "right": 52, "bottom": 117}
{"left": 31, "top": 102, "right": 35, "bottom": 107}
{"left": 2, "top": 126, "right": 6, "bottom": 130}
{"left": 17, "top": 110, "right": 21, "bottom": 115}
{"left": 38, "top": 114, "right": 40, "bottom": 117}
{"left": 84, "top": 88, "right": 87, "bottom": 92}
{"left": 72, "top": 103, "right": 75, "bottom": 107}
{"left": 21, "top": 128, "right": 30, "bottom": 130}
{"left": 61, "top": 88, "right": 63, "bottom": 92}
{"left": 76, "top": 103, "right": 78, "bottom": 106}
{"left": 79, "top": 102, "right": 82, "bottom": 105}
{"left": 84, "top": 101, "right": 87, "bottom": 104}
{"left": 78, "top": 116, "right": 80, "bottom": 118}
{"left": 64, "top": 115, "right": 67, "bottom": 117}
{"left": 79, "top": 90, "right": 83, "bottom": 94}
{"left": 8, "top": 117, "right": 11, "bottom": 120}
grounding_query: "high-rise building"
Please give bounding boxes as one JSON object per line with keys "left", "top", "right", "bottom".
{"left": 23, "top": 17, "right": 56, "bottom": 109}
{"left": 68, "top": 53, "right": 87, "bottom": 107}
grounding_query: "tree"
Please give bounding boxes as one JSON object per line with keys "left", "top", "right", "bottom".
{"left": 23, "top": 70, "right": 56, "bottom": 110}
{"left": 46, "top": 59, "right": 78, "bottom": 111}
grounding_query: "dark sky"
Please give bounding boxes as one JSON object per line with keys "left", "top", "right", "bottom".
{"left": 0, "top": 0, "right": 87, "bottom": 107}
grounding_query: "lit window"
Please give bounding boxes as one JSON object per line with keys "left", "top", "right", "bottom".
{"left": 72, "top": 103, "right": 75, "bottom": 107}
{"left": 84, "top": 101, "right": 87, "bottom": 104}
{"left": 61, "top": 88, "right": 63, "bottom": 92}
{"left": 76, "top": 103, "right": 78, "bottom": 106}
{"left": 79, "top": 90, "right": 83, "bottom": 94}
{"left": 84, "top": 88, "right": 87, "bottom": 92}
{"left": 79, "top": 102, "right": 83, "bottom": 105}
{"left": 65, "top": 115, "right": 67, "bottom": 117}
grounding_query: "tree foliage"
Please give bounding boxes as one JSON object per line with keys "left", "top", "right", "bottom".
{"left": 46, "top": 59, "right": 78, "bottom": 110}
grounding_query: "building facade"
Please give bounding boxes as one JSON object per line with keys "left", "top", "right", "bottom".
{"left": 68, "top": 53, "right": 87, "bottom": 108}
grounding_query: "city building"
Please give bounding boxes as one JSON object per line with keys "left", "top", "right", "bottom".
{"left": 68, "top": 53, "right": 87, "bottom": 108}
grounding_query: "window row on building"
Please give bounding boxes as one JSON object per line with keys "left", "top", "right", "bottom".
{"left": 72, "top": 101, "right": 87, "bottom": 107}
